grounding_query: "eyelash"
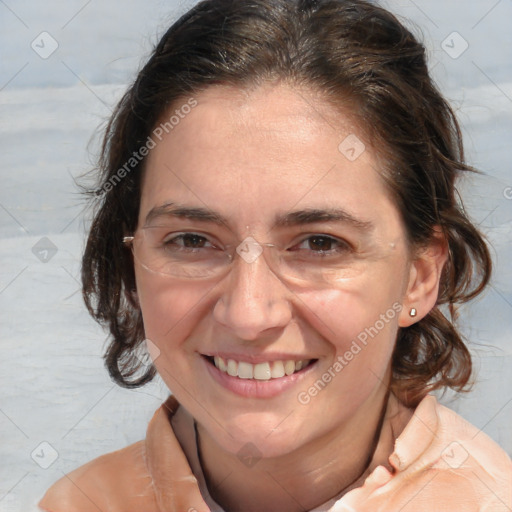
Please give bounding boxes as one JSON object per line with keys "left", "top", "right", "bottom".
{"left": 163, "top": 233, "right": 217, "bottom": 251}
{"left": 162, "top": 232, "right": 352, "bottom": 256}
{"left": 294, "top": 235, "right": 351, "bottom": 256}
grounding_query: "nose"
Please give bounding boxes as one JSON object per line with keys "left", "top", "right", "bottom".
{"left": 212, "top": 249, "right": 293, "bottom": 341}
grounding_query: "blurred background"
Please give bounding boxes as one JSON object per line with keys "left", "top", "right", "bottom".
{"left": 1, "top": 1, "right": 511, "bottom": 510}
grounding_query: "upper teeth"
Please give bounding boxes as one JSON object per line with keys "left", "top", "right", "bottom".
{"left": 213, "top": 357, "right": 310, "bottom": 380}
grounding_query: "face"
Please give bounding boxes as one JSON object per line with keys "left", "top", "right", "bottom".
{"left": 134, "top": 83, "right": 414, "bottom": 458}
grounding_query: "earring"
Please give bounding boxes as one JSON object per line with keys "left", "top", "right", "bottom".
{"left": 409, "top": 308, "right": 417, "bottom": 317}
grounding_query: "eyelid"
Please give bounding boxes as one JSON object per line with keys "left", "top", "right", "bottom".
{"left": 150, "top": 227, "right": 354, "bottom": 251}
{"left": 163, "top": 231, "right": 210, "bottom": 240}
{"left": 163, "top": 231, "right": 219, "bottom": 248}
{"left": 292, "top": 233, "right": 353, "bottom": 250}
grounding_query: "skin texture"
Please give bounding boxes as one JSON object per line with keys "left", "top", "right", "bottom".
{"left": 133, "top": 82, "right": 447, "bottom": 512}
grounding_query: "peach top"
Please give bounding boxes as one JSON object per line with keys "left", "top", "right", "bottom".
{"left": 39, "top": 393, "right": 512, "bottom": 512}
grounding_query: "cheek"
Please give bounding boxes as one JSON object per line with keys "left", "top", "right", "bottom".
{"left": 297, "top": 272, "right": 404, "bottom": 385}
{"left": 300, "top": 273, "right": 403, "bottom": 345}
{"left": 135, "top": 271, "right": 209, "bottom": 353}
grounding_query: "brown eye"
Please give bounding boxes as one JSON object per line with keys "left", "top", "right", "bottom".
{"left": 162, "top": 233, "right": 213, "bottom": 251}
{"left": 181, "top": 234, "right": 207, "bottom": 248}
{"left": 293, "top": 235, "right": 351, "bottom": 257}
{"left": 308, "top": 236, "right": 334, "bottom": 252}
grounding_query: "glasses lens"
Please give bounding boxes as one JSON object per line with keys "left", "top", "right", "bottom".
{"left": 131, "top": 227, "right": 231, "bottom": 278}
{"left": 130, "top": 228, "right": 371, "bottom": 284}
{"left": 274, "top": 252, "right": 357, "bottom": 287}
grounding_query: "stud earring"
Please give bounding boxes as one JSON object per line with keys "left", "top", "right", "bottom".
{"left": 409, "top": 307, "right": 417, "bottom": 317}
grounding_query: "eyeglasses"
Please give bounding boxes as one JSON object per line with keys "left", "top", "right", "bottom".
{"left": 122, "top": 225, "right": 374, "bottom": 285}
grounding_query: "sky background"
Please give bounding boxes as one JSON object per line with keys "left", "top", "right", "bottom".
{"left": 1, "top": 1, "right": 511, "bottom": 510}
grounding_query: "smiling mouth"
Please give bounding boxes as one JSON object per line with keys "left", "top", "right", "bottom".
{"left": 204, "top": 356, "right": 316, "bottom": 381}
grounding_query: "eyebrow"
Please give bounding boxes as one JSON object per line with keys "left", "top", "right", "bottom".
{"left": 144, "top": 202, "right": 373, "bottom": 232}
{"left": 274, "top": 208, "right": 373, "bottom": 231}
{"left": 144, "top": 202, "right": 229, "bottom": 227}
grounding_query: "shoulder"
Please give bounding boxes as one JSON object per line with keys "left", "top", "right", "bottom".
{"left": 417, "top": 395, "right": 512, "bottom": 476}
{"left": 339, "top": 395, "right": 512, "bottom": 512}
{"left": 38, "top": 395, "right": 186, "bottom": 512}
{"left": 38, "top": 440, "right": 158, "bottom": 512}
{"left": 396, "top": 395, "right": 512, "bottom": 508}
{"left": 433, "top": 397, "right": 512, "bottom": 503}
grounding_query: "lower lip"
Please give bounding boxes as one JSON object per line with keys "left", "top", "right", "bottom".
{"left": 203, "top": 356, "right": 317, "bottom": 399}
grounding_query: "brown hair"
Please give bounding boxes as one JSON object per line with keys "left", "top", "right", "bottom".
{"left": 81, "top": 0, "right": 491, "bottom": 407}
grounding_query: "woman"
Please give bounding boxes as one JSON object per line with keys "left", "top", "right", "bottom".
{"left": 39, "top": 0, "right": 512, "bottom": 510}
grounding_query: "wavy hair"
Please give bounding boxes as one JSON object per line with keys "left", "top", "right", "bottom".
{"left": 81, "top": 0, "right": 492, "bottom": 407}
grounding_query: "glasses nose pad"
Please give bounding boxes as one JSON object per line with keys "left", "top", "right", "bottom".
{"left": 235, "top": 236, "right": 265, "bottom": 265}
{"left": 232, "top": 238, "right": 285, "bottom": 281}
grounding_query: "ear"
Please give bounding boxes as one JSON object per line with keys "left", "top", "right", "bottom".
{"left": 398, "top": 228, "right": 448, "bottom": 327}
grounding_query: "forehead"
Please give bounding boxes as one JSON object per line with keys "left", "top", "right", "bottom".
{"left": 140, "top": 83, "right": 395, "bottom": 230}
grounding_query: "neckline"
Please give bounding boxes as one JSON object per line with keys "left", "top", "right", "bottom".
{"left": 149, "top": 392, "right": 420, "bottom": 511}
{"left": 181, "top": 390, "right": 408, "bottom": 511}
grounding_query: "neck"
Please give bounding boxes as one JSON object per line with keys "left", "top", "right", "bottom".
{"left": 196, "top": 384, "right": 395, "bottom": 512}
